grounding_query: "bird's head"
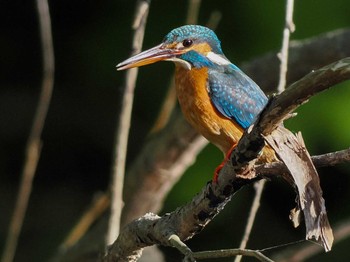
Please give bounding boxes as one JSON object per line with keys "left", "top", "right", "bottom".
{"left": 117, "top": 25, "right": 231, "bottom": 71}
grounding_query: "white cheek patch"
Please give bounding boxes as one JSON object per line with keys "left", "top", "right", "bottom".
{"left": 166, "top": 57, "right": 192, "bottom": 70}
{"left": 207, "top": 52, "right": 231, "bottom": 65}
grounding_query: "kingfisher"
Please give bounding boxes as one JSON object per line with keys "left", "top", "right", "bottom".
{"left": 116, "top": 25, "right": 333, "bottom": 251}
{"left": 117, "top": 25, "right": 276, "bottom": 179}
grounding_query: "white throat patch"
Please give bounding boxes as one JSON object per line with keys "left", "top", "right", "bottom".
{"left": 166, "top": 57, "right": 192, "bottom": 70}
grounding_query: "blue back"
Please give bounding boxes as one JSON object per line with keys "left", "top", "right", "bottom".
{"left": 208, "top": 64, "right": 268, "bottom": 129}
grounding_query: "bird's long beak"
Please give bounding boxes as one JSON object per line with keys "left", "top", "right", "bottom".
{"left": 116, "top": 44, "right": 183, "bottom": 71}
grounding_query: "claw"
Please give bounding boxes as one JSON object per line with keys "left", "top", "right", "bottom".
{"left": 213, "top": 162, "right": 224, "bottom": 183}
{"left": 213, "top": 143, "right": 237, "bottom": 183}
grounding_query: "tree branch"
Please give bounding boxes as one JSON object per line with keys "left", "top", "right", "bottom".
{"left": 257, "top": 147, "right": 350, "bottom": 176}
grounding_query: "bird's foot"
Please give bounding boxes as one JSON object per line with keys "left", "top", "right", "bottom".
{"left": 213, "top": 143, "right": 237, "bottom": 183}
{"left": 213, "top": 163, "right": 224, "bottom": 183}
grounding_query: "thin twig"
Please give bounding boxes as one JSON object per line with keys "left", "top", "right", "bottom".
{"left": 234, "top": 180, "right": 266, "bottom": 262}
{"left": 277, "top": 0, "right": 295, "bottom": 93}
{"left": 273, "top": 218, "right": 350, "bottom": 261}
{"left": 186, "top": 0, "right": 201, "bottom": 25}
{"left": 1, "top": 0, "right": 54, "bottom": 261}
{"left": 169, "top": 234, "right": 274, "bottom": 262}
{"left": 106, "top": 0, "right": 151, "bottom": 246}
{"left": 60, "top": 193, "right": 110, "bottom": 251}
{"left": 206, "top": 10, "right": 222, "bottom": 30}
{"left": 193, "top": 248, "right": 274, "bottom": 262}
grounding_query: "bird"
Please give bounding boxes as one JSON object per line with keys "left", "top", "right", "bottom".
{"left": 117, "top": 25, "right": 276, "bottom": 177}
{"left": 116, "top": 25, "right": 333, "bottom": 251}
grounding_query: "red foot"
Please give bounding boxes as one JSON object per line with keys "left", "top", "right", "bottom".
{"left": 212, "top": 143, "right": 237, "bottom": 183}
{"left": 213, "top": 163, "right": 224, "bottom": 183}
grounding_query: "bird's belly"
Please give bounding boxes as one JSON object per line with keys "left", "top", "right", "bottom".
{"left": 175, "top": 66, "right": 243, "bottom": 153}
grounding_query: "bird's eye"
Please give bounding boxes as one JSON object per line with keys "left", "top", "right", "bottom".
{"left": 182, "top": 39, "right": 193, "bottom": 48}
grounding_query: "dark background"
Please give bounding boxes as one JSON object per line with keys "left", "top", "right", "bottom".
{"left": 1, "top": 0, "right": 350, "bottom": 261}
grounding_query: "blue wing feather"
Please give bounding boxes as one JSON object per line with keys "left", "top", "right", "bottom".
{"left": 208, "top": 64, "right": 268, "bottom": 129}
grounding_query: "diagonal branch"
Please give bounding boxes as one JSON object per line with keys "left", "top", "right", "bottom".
{"left": 102, "top": 58, "right": 350, "bottom": 261}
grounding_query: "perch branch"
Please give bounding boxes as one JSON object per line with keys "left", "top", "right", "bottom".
{"left": 102, "top": 58, "right": 350, "bottom": 261}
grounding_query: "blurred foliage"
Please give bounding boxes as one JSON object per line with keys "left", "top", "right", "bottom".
{"left": 1, "top": 0, "right": 350, "bottom": 261}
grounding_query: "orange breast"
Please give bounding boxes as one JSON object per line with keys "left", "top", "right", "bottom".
{"left": 175, "top": 66, "right": 244, "bottom": 153}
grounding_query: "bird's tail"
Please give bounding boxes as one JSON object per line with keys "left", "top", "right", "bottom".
{"left": 264, "top": 126, "right": 334, "bottom": 252}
